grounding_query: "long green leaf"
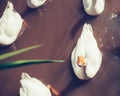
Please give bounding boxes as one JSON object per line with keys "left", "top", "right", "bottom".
{"left": 0, "top": 59, "right": 64, "bottom": 70}
{"left": 0, "top": 45, "right": 43, "bottom": 60}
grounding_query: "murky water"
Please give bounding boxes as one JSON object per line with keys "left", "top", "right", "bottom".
{"left": 0, "top": 0, "right": 120, "bottom": 96}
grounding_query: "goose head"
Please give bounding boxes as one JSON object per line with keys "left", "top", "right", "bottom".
{"left": 27, "top": 0, "right": 47, "bottom": 8}
{"left": 83, "top": 0, "right": 105, "bottom": 16}
{"left": 0, "top": 1, "right": 25, "bottom": 46}
{"left": 71, "top": 23, "right": 102, "bottom": 80}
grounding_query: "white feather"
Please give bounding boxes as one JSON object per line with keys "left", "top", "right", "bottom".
{"left": 83, "top": 0, "right": 105, "bottom": 16}
{"left": 20, "top": 73, "right": 52, "bottom": 96}
{"left": 0, "top": 1, "right": 23, "bottom": 45}
{"left": 71, "top": 23, "right": 102, "bottom": 80}
{"left": 27, "top": 0, "right": 47, "bottom": 8}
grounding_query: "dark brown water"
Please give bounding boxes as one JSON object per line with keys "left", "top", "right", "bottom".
{"left": 0, "top": 0, "right": 120, "bottom": 96}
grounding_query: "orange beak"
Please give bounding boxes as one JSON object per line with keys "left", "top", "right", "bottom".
{"left": 77, "top": 56, "right": 86, "bottom": 67}
{"left": 47, "top": 84, "right": 60, "bottom": 96}
{"left": 23, "top": 20, "right": 29, "bottom": 28}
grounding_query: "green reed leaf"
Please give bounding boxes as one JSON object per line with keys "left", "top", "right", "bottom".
{"left": 0, "top": 44, "right": 43, "bottom": 60}
{"left": 0, "top": 59, "right": 64, "bottom": 70}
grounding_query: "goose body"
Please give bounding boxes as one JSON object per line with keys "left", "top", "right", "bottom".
{"left": 0, "top": 1, "right": 24, "bottom": 45}
{"left": 27, "top": 0, "right": 47, "bottom": 8}
{"left": 83, "top": 0, "right": 105, "bottom": 16}
{"left": 71, "top": 23, "right": 102, "bottom": 80}
{"left": 20, "top": 73, "right": 52, "bottom": 96}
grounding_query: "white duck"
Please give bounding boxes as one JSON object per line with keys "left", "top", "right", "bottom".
{"left": 27, "top": 0, "right": 47, "bottom": 8}
{"left": 0, "top": 1, "right": 25, "bottom": 46}
{"left": 71, "top": 23, "right": 102, "bottom": 80}
{"left": 20, "top": 73, "right": 60, "bottom": 96}
{"left": 83, "top": 0, "right": 105, "bottom": 16}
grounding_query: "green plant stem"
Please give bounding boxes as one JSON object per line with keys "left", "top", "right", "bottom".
{"left": 0, "top": 59, "right": 64, "bottom": 70}
{"left": 0, "top": 45, "right": 43, "bottom": 60}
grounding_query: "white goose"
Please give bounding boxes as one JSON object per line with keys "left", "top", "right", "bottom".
{"left": 71, "top": 23, "right": 102, "bottom": 80}
{"left": 27, "top": 0, "right": 47, "bottom": 8}
{"left": 20, "top": 73, "right": 60, "bottom": 96}
{"left": 83, "top": 0, "right": 105, "bottom": 16}
{"left": 0, "top": 1, "right": 25, "bottom": 46}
